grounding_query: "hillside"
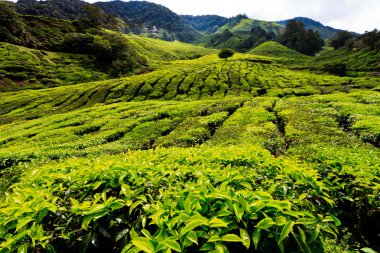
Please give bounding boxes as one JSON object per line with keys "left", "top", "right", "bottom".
{"left": 15, "top": 0, "right": 88, "bottom": 20}
{"left": 276, "top": 17, "right": 342, "bottom": 39}
{"left": 249, "top": 41, "right": 380, "bottom": 75}
{"left": 249, "top": 41, "right": 308, "bottom": 59}
{"left": 217, "top": 18, "right": 284, "bottom": 36}
{"left": 181, "top": 15, "right": 229, "bottom": 34}
{"left": 95, "top": 0, "right": 203, "bottom": 43}
{"left": 0, "top": 42, "right": 107, "bottom": 91}
{"left": 127, "top": 35, "right": 217, "bottom": 63}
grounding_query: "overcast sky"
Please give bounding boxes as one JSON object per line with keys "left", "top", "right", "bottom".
{"left": 83, "top": 0, "right": 379, "bottom": 33}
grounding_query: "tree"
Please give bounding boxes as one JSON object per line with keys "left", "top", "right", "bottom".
{"left": 279, "top": 20, "right": 324, "bottom": 55}
{"left": 218, "top": 48, "right": 234, "bottom": 59}
{"left": 83, "top": 5, "right": 104, "bottom": 28}
{"left": 330, "top": 31, "right": 352, "bottom": 49}
{"left": 0, "top": 0, "right": 26, "bottom": 43}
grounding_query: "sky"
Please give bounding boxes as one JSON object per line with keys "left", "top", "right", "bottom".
{"left": 80, "top": 0, "right": 380, "bottom": 33}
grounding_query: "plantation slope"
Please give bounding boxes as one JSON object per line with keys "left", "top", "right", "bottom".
{"left": 1, "top": 91, "right": 379, "bottom": 252}
{"left": 250, "top": 42, "right": 380, "bottom": 74}
{"left": 0, "top": 91, "right": 379, "bottom": 168}
{"left": 2, "top": 55, "right": 379, "bottom": 124}
{"left": 127, "top": 35, "right": 218, "bottom": 63}
{"left": 314, "top": 47, "right": 380, "bottom": 73}
{"left": 0, "top": 42, "right": 107, "bottom": 91}
{"left": 249, "top": 41, "right": 310, "bottom": 63}
{"left": 217, "top": 18, "right": 284, "bottom": 36}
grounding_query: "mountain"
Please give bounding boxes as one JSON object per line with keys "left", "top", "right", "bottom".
{"left": 15, "top": 0, "right": 203, "bottom": 43}
{"left": 276, "top": 17, "right": 342, "bottom": 39}
{"left": 95, "top": 1, "right": 202, "bottom": 42}
{"left": 15, "top": 0, "right": 88, "bottom": 20}
{"left": 181, "top": 15, "right": 229, "bottom": 34}
{"left": 216, "top": 16, "right": 284, "bottom": 36}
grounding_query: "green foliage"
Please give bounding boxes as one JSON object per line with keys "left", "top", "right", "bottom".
{"left": 0, "top": 42, "right": 107, "bottom": 91}
{"left": 279, "top": 20, "right": 324, "bottom": 56}
{"left": 181, "top": 15, "right": 229, "bottom": 34}
{"left": 0, "top": 145, "right": 343, "bottom": 252}
{"left": 218, "top": 48, "right": 234, "bottom": 59}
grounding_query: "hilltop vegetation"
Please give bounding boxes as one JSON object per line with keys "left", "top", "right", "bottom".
{"left": 181, "top": 15, "right": 229, "bottom": 34}
{"left": 276, "top": 17, "right": 343, "bottom": 40}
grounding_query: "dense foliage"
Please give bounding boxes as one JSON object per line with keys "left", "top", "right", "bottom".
{"left": 95, "top": 0, "right": 202, "bottom": 43}
{"left": 181, "top": 15, "right": 229, "bottom": 34}
{"left": 15, "top": 0, "right": 88, "bottom": 20}
{"left": 331, "top": 29, "right": 380, "bottom": 50}
{"left": 276, "top": 17, "right": 342, "bottom": 40}
{"left": 278, "top": 21, "right": 324, "bottom": 56}
{"left": 207, "top": 15, "right": 283, "bottom": 51}
{"left": 218, "top": 48, "right": 234, "bottom": 59}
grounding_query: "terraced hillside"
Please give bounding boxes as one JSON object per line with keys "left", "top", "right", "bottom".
{"left": 251, "top": 41, "right": 380, "bottom": 75}
{"left": 0, "top": 42, "right": 107, "bottom": 91}
{"left": 1, "top": 54, "right": 379, "bottom": 123}
{"left": 0, "top": 46, "right": 380, "bottom": 252}
{"left": 0, "top": 36, "right": 217, "bottom": 92}
{"left": 217, "top": 18, "right": 284, "bottom": 36}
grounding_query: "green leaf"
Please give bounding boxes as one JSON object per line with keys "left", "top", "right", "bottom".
{"left": 215, "top": 243, "right": 228, "bottom": 253}
{"left": 109, "top": 200, "right": 125, "bottom": 210}
{"left": 17, "top": 243, "right": 28, "bottom": 253}
{"left": 278, "top": 221, "right": 294, "bottom": 244}
{"left": 331, "top": 215, "right": 341, "bottom": 227}
{"left": 208, "top": 235, "right": 221, "bottom": 242}
{"left": 222, "top": 234, "right": 241, "bottom": 242}
{"left": 199, "top": 243, "right": 214, "bottom": 251}
{"left": 310, "top": 224, "right": 321, "bottom": 242}
{"left": 252, "top": 228, "right": 261, "bottom": 250}
{"left": 80, "top": 233, "right": 91, "bottom": 253}
{"left": 115, "top": 228, "right": 129, "bottom": 242}
{"left": 209, "top": 217, "right": 228, "bottom": 228}
{"left": 132, "top": 237, "right": 155, "bottom": 253}
{"left": 186, "top": 231, "right": 198, "bottom": 245}
{"left": 299, "top": 193, "right": 308, "bottom": 200}
{"left": 159, "top": 238, "right": 182, "bottom": 252}
{"left": 255, "top": 217, "right": 275, "bottom": 230}
{"left": 296, "top": 218, "right": 316, "bottom": 225}
{"left": 180, "top": 218, "right": 208, "bottom": 236}
{"left": 275, "top": 216, "right": 287, "bottom": 226}
{"left": 361, "top": 248, "right": 378, "bottom": 253}
{"left": 16, "top": 218, "right": 34, "bottom": 232}
{"left": 129, "top": 200, "right": 144, "bottom": 215}
{"left": 297, "top": 227, "right": 306, "bottom": 243}
{"left": 240, "top": 228, "right": 250, "bottom": 249}
{"left": 292, "top": 232, "right": 311, "bottom": 253}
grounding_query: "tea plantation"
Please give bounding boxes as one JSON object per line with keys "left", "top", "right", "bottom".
{"left": 0, "top": 39, "right": 379, "bottom": 253}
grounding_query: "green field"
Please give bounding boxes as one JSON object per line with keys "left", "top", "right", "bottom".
{"left": 0, "top": 32, "right": 380, "bottom": 253}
